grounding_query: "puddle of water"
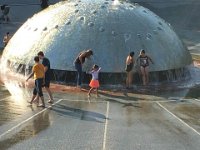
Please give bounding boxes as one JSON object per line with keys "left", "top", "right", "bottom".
{"left": 162, "top": 101, "right": 200, "bottom": 129}
{"left": 175, "top": 104, "right": 200, "bottom": 126}
{"left": 0, "top": 99, "right": 28, "bottom": 126}
{"left": 185, "top": 86, "right": 200, "bottom": 98}
{"left": 0, "top": 85, "right": 11, "bottom": 99}
{"left": 0, "top": 111, "right": 50, "bottom": 150}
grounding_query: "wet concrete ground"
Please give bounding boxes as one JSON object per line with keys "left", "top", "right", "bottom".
{"left": 0, "top": 85, "right": 200, "bottom": 150}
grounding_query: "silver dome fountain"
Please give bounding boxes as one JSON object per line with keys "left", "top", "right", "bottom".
{"left": 0, "top": 0, "right": 192, "bottom": 85}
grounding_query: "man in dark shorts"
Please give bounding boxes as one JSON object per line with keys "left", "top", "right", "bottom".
{"left": 38, "top": 51, "right": 53, "bottom": 103}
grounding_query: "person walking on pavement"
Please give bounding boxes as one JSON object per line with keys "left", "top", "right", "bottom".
{"left": 26, "top": 56, "right": 45, "bottom": 108}
{"left": 38, "top": 51, "right": 54, "bottom": 103}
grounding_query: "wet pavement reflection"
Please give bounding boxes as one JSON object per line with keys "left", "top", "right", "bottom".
{"left": 52, "top": 103, "right": 106, "bottom": 123}
{"left": 0, "top": 111, "right": 50, "bottom": 150}
{"left": 161, "top": 100, "right": 200, "bottom": 129}
{"left": 0, "top": 83, "right": 199, "bottom": 149}
{"left": 0, "top": 99, "right": 27, "bottom": 126}
{"left": 0, "top": 86, "right": 10, "bottom": 99}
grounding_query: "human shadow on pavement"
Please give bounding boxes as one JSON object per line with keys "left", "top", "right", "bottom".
{"left": 52, "top": 104, "right": 107, "bottom": 123}
{"left": 99, "top": 91, "right": 139, "bottom": 101}
{"left": 99, "top": 92, "right": 142, "bottom": 108}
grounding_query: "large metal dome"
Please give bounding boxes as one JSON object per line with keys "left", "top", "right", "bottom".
{"left": 2, "top": 0, "right": 192, "bottom": 73}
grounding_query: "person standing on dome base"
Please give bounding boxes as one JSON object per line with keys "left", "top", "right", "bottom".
{"left": 74, "top": 49, "right": 93, "bottom": 88}
{"left": 3, "top": 32, "right": 11, "bottom": 48}
{"left": 125, "top": 51, "right": 135, "bottom": 89}
{"left": 136, "top": 49, "right": 154, "bottom": 86}
{"left": 1, "top": 5, "right": 10, "bottom": 22}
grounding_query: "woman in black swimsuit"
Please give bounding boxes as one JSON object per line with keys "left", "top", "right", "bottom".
{"left": 137, "top": 49, "right": 153, "bottom": 85}
{"left": 74, "top": 49, "right": 93, "bottom": 88}
{"left": 125, "top": 52, "right": 135, "bottom": 88}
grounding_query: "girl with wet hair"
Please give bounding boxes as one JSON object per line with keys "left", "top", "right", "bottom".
{"left": 74, "top": 49, "right": 93, "bottom": 88}
{"left": 125, "top": 51, "right": 135, "bottom": 88}
{"left": 88, "top": 64, "right": 101, "bottom": 98}
{"left": 137, "top": 49, "right": 154, "bottom": 85}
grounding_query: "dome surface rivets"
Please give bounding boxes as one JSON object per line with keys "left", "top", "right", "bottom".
{"left": 112, "top": 31, "right": 117, "bottom": 36}
{"left": 153, "top": 30, "right": 158, "bottom": 34}
{"left": 88, "top": 22, "right": 94, "bottom": 27}
{"left": 93, "top": 10, "right": 97, "bottom": 14}
{"left": 143, "top": 10, "right": 147, "bottom": 13}
{"left": 79, "top": 16, "right": 84, "bottom": 21}
{"left": 159, "top": 22, "right": 163, "bottom": 26}
{"left": 146, "top": 33, "right": 152, "bottom": 39}
{"left": 43, "top": 27, "right": 47, "bottom": 31}
{"left": 157, "top": 27, "right": 162, "bottom": 30}
{"left": 101, "top": 5, "right": 106, "bottom": 8}
{"left": 66, "top": 21, "right": 71, "bottom": 25}
{"left": 2, "top": 0, "right": 191, "bottom": 73}
{"left": 99, "top": 27, "right": 105, "bottom": 32}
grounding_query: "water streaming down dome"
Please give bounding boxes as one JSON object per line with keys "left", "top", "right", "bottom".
{"left": 1, "top": 0, "right": 192, "bottom": 84}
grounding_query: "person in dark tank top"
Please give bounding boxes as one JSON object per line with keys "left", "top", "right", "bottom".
{"left": 136, "top": 49, "right": 154, "bottom": 86}
{"left": 125, "top": 51, "right": 135, "bottom": 89}
{"left": 74, "top": 49, "right": 93, "bottom": 88}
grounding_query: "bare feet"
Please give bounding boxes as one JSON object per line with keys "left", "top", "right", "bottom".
{"left": 76, "top": 85, "right": 81, "bottom": 89}
{"left": 33, "top": 98, "right": 39, "bottom": 104}
{"left": 48, "top": 100, "right": 54, "bottom": 104}
{"left": 37, "top": 104, "right": 45, "bottom": 108}
{"left": 27, "top": 101, "right": 32, "bottom": 105}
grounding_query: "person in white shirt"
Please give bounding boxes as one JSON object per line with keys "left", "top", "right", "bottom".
{"left": 88, "top": 64, "right": 101, "bottom": 98}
